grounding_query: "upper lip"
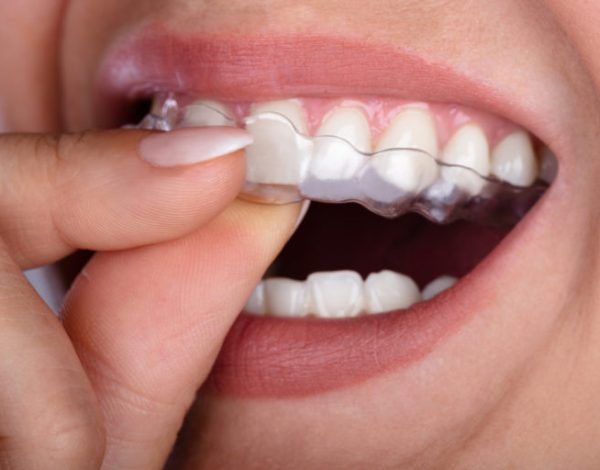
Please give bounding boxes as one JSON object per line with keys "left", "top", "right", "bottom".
{"left": 96, "top": 23, "right": 564, "bottom": 160}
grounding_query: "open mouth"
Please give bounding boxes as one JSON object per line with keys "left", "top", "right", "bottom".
{"left": 98, "top": 31, "right": 558, "bottom": 398}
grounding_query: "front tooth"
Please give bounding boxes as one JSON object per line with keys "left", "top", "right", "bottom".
{"left": 422, "top": 275, "right": 457, "bottom": 301}
{"left": 251, "top": 99, "right": 308, "bottom": 134}
{"left": 307, "top": 271, "right": 364, "bottom": 318}
{"left": 441, "top": 124, "right": 490, "bottom": 195}
{"left": 245, "top": 99, "right": 310, "bottom": 186}
{"left": 264, "top": 278, "right": 309, "bottom": 318}
{"left": 181, "top": 100, "right": 234, "bottom": 127}
{"left": 491, "top": 131, "right": 538, "bottom": 186}
{"left": 364, "top": 270, "right": 421, "bottom": 314}
{"left": 244, "top": 282, "right": 266, "bottom": 315}
{"left": 368, "top": 109, "right": 440, "bottom": 195}
{"left": 309, "top": 107, "right": 371, "bottom": 181}
{"left": 376, "top": 108, "right": 439, "bottom": 158}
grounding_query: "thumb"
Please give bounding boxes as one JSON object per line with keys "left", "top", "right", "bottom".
{"left": 61, "top": 200, "right": 301, "bottom": 470}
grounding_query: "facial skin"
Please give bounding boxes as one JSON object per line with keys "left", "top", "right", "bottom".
{"left": 3, "top": 0, "right": 600, "bottom": 468}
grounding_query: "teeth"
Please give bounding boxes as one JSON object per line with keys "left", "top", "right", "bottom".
{"left": 245, "top": 99, "right": 310, "bottom": 186}
{"left": 368, "top": 109, "right": 440, "bottom": 195}
{"left": 264, "top": 278, "right": 309, "bottom": 318}
{"left": 181, "top": 100, "right": 234, "bottom": 127}
{"left": 244, "top": 281, "right": 266, "bottom": 315}
{"left": 365, "top": 270, "right": 421, "bottom": 314}
{"left": 307, "top": 271, "right": 365, "bottom": 318}
{"left": 441, "top": 124, "right": 490, "bottom": 195}
{"left": 309, "top": 107, "right": 371, "bottom": 180}
{"left": 422, "top": 275, "right": 457, "bottom": 301}
{"left": 491, "top": 132, "right": 538, "bottom": 186}
{"left": 251, "top": 99, "right": 308, "bottom": 134}
{"left": 376, "top": 108, "right": 439, "bottom": 158}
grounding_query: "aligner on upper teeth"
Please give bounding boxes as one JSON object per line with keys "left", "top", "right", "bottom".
{"left": 139, "top": 93, "right": 554, "bottom": 226}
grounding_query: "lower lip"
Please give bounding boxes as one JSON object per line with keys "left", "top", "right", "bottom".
{"left": 206, "top": 210, "right": 534, "bottom": 398}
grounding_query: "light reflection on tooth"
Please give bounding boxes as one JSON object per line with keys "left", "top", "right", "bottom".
{"left": 491, "top": 131, "right": 538, "bottom": 187}
{"left": 369, "top": 149, "right": 439, "bottom": 196}
{"left": 182, "top": 100, "right": 234, "bottom": 127}
{"left": 244, "top": 282, "right": 266, "bottom": 315}
{"left": 264, "top": 278, "right": 309, "bottom": 318}
{"left": 307, "top": 271, "right": 364, "bottom": 318}
{"left": 251, "top": 99, "right": 308, "bottom": 134}
{"left": 422, "top": 275, "right": 457, "bottom": 301}
{"left": 441, "top": 124, "right": 490, "bottom": 195}
{"left": 365, "top": 270, "right": 421, "bottom": 314}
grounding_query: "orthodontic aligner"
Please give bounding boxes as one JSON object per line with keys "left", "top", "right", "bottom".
{"left": 139, "top": 93, "right": 551, "bottom": 226}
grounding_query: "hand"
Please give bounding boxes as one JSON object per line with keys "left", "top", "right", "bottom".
{"left": 0, "top": 128, "right": 300, "bottom": 469}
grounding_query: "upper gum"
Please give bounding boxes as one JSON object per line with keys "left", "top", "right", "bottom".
{"left": 193, "top": 97, "right": 526, "bottom": 148}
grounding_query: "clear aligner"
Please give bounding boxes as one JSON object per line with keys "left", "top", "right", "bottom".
{"left": 139, "top": 93, "right": 551, "bottom": 226}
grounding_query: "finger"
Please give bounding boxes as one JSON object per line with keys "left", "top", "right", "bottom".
{"left": 62, "top": 200, "right": 300, "bottom": 470}
{"left": 0, "top": 127, "right": 250, "bottom": 268}
{"left": 0, "top": 241, "right": 104, "bottom": 469}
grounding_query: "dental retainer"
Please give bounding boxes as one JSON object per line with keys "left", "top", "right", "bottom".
{"left": 139, "top": 93, "right": 551, "bottom": 226}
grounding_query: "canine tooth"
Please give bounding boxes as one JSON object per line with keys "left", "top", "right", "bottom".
{"left": 365, "top": 270, "right": 421, "bottom": 314}
{"left": 307, "top": 271, "right": 364, "bottom": 318}
{"left": 264, "top": 278, "right": 309, "bottom": 318}
{"left": 370, "top": 149, "right": 439, "bottom": 194}
{"left": 244, "top": 282, "right": 266, "bottom": 315}
{"left": 182, "top": 100, "right": 233, "bottom": 127}
{"left": 441, "top": 124, "right": 490, "bottom": 195}
{"left": 422, "top": 275, "right": 457, "bottom": 301}
{"left": 251, "top": 99, "right": 308, "bottom": 134}
{"left": 309, "top": 107, "right": 371, "bottom": 180}
{"left": 376, "top": 108, "right": 439, "bottom": 158}
{"left": 491, "top": 132, "right": 538, "bottom": 186}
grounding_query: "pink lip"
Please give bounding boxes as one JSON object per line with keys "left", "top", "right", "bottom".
{"left": 97, "top": 25, "right": 553, "bottom": 398}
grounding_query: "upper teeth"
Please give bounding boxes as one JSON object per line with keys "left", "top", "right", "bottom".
{"left": 245, "top": 272, "right": 457, "bottom": 318}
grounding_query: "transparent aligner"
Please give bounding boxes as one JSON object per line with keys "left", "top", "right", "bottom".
{"left": 138, "top": 93, "right": 552, "bottom": 226}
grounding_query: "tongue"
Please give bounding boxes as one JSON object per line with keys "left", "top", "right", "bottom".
{"left": 273, "top": 202, "right": 508, "bottom": 287}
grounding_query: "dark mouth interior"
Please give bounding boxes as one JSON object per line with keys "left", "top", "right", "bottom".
{"left": 271, "top": 202, "right": 509, "bottom": 288}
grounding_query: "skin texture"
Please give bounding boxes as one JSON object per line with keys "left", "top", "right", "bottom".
{"left": 1, "top": 0, "right": 600, "bottom": 468}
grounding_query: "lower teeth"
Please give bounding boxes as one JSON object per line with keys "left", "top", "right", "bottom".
{"left": 244, "top": 271, "right": 456, "bottom": 318}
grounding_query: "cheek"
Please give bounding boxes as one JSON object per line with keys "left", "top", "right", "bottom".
{"left": 0, "top": 0, "right": 63, "bottom": 132}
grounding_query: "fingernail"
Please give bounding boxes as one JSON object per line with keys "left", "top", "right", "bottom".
{"left": 294, "top": 200, "right": 311, "bottom": 231}
{"left": 139, "top": 127, "right": 253, "bottom": 167}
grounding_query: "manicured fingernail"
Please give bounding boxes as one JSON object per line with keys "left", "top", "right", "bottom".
{"left": 139, "top": 127, "right": 253, "bottom": 167}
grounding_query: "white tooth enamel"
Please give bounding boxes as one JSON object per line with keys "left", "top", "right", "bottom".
{"left": 264, "top": 278, "right": 309, "bottom": 318}
{"left": 364, "top": 270, "right": 421, "bottom": 314}
{"left": 491, "top": 131, "right": 538, "bottom": 186}
{"left": 309, "top": 107, "right": 371, "bottom": 180}
{"left": 441, "top": 124, "right": 490, "bottom": 195}
{"left": 182, "top": 100, "right": 233, "bottom": 127}
{"left": 369, "top": 109, "right": 440, "bottom": 194}
{"left": 251, "top": 99, "right": 308, "bottom": 134}
{"left": 422, "top": 275, "right": 457, "bottom": 301}
{"left": 307, "top": 271, "right": 364, "bottom": 318}
{"left": 376, "top": 108, "right": 439, "bottom": 158}
{"left": 539, "top": 146, "right": 558, "bottom": 184}
{"left": 244, "top": 282, "right": 266, "bottom": 315}
{"left": 245, "top": 100, "right": 311, "bottom": 186}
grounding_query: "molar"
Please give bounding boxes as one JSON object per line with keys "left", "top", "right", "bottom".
{"left": 422, "top": 275, "right": 457, "bottom": 301}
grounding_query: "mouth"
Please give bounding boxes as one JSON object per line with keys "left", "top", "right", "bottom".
{"left": 97, "top": 27, "right": 559, "bottom": 398}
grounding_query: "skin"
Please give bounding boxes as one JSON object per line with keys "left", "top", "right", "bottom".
{"left": 1, "top": 0, "right": 600, "bottom": 468}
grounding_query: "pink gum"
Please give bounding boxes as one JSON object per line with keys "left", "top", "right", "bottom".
{"left": 220, "top": 97, "right": 524, "bottom": 148}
